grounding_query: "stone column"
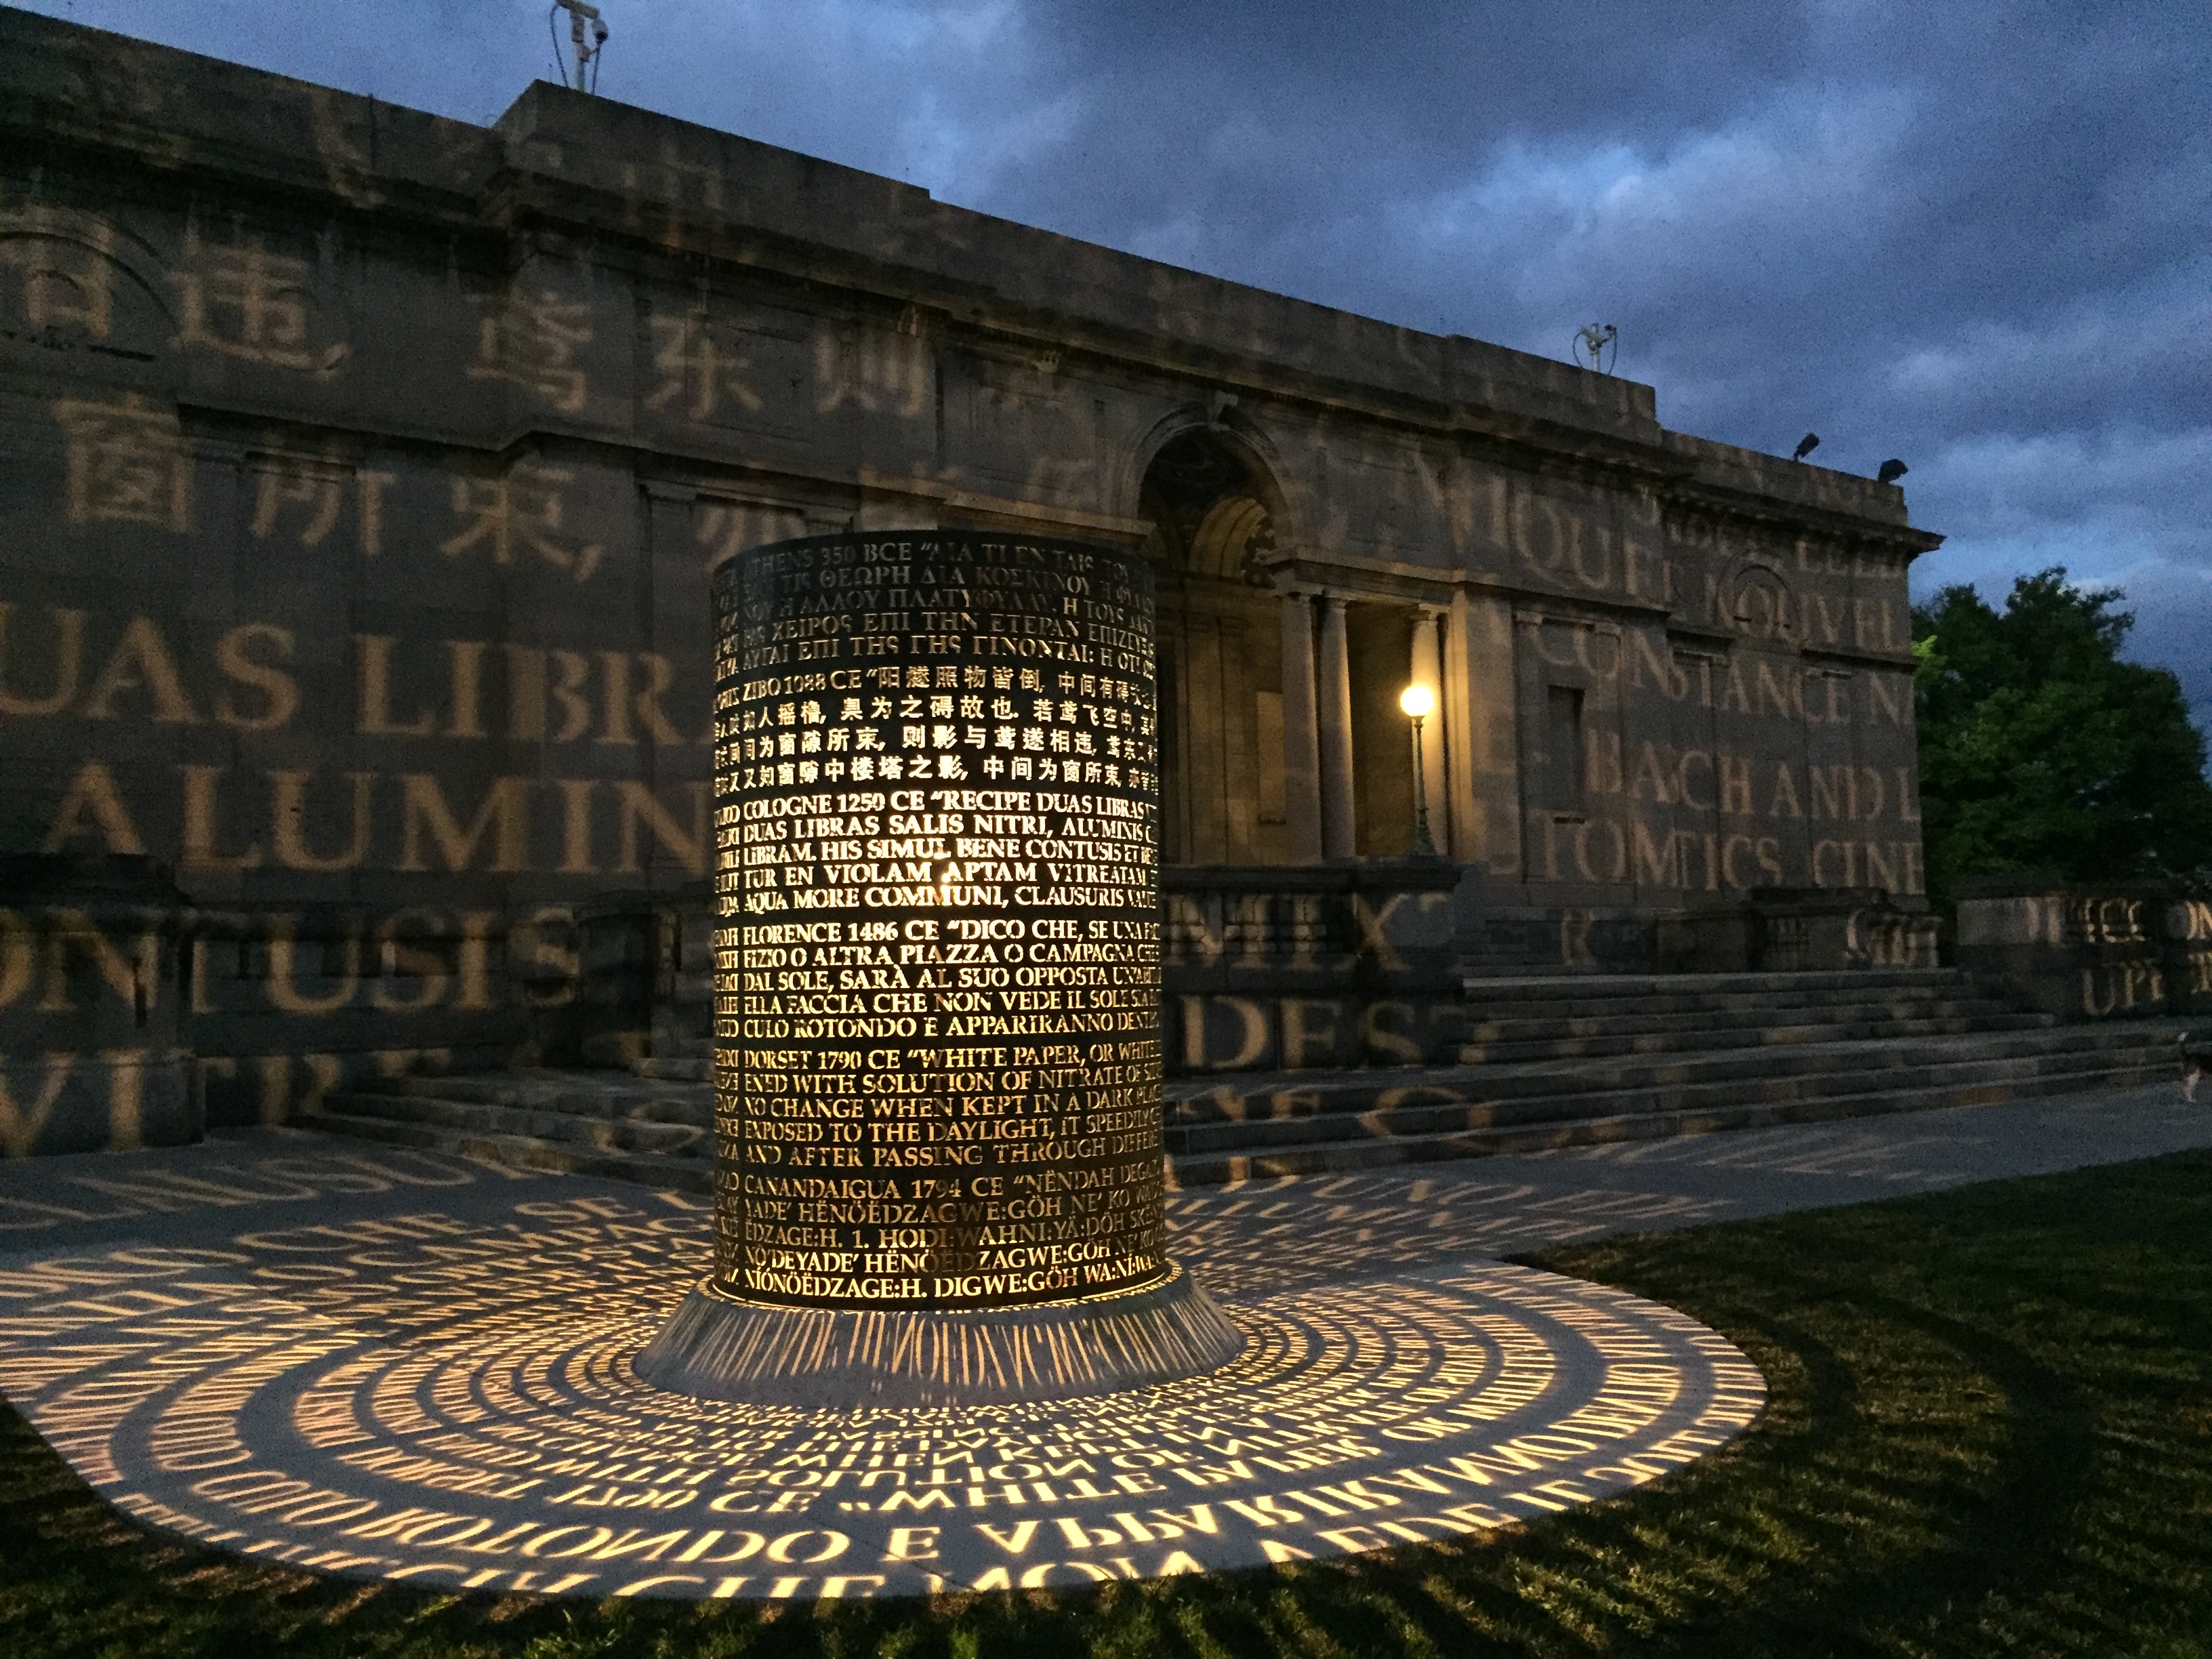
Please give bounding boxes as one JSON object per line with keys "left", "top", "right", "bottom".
{"left": 1445, "top": 588, "right": 1519, "bottom": 872}
{"left": 1317, "top": 594, "right": 1357, "bottom": 858}
{"left": 1279, "top": 590, "right": 1324, "bottom": 863}
{"left": 1411, "top": 607, "right": 1447, "bottom": 855}
{"left": 638, "top": 530, "right": 1241, "bottom": 1408}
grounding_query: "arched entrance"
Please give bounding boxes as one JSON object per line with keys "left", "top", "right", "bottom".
{"left": 1139, "top": 427, "right": 1286, "bottom": 865}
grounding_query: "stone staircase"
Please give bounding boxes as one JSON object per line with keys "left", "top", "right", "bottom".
{"left": 1453, "top": 968, "right": 2051, "bottom": 1064}
{"left": 630, "top": 1037, "right": 712, "bottom": 1084}
{"left": 1166, "top": 968, "right": 2187, "bottom": 1183}
{"left": 304, "top": 968, "right": 2190, "bottom": 1190}
{"left": 311, "top": 1067, "right": 718, "bottom": 1192}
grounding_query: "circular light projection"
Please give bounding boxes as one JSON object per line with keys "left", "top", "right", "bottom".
{"left": 1399, "top": 683, "right": 1435, "bottom": 720}
{"left": 0, "top": 1196, "right": 1765, "bottom": 1603}
{"left": 639, "top": 532, "right": 1240, "bottom": 1405}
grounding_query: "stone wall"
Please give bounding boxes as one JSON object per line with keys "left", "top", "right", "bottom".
{"left": 1957, "top": 882, "right": 2212, "bottom": 1022}
{"left": 1160, "top": 870, "right": 1940, "bottom": 1076}
{"left": 0, "top": 10, "right": 1939, "bottom": 1126}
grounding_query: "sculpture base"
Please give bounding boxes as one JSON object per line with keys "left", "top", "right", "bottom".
{"left": 632, "top": 1262, "right": 1244, "bottom": 1408}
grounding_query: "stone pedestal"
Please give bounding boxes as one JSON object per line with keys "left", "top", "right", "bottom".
{"left": 636, "top": 531, "right": 1241, "bottom": 1406}
{"left": 639, "top": 1261, "right": 1233, "bottom": 1407}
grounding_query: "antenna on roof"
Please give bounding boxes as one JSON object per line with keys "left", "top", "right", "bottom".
{"left": 1572, "top": 323, "right": 1618, "bottom": 375}
{"left": 549, "top": 0, "right": 609, "bottom": 93}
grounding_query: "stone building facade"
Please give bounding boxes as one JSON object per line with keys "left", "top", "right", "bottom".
{"left": 0, "top": 10, "right": 1939, "bottom": 1134}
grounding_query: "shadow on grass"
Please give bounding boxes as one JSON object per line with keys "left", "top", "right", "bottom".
{"left": 2, "top": 1150, "right": 2209, "bottom": 1658}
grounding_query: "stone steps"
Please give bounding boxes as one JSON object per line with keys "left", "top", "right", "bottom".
{"left": 1460, "top": 991, "right": 2029, "bottom": 1042}
{"left": 1173, "top": 1020, "right": 2150, "bottom": 1123}
{"left": 1164, "top": 1049, "right": 2182, "bottom": 1186}
{"left": 1164, "top": 963, "right": 2185, "bottom": 1180}
{"left": 300, "top": 962, "right": 2188, "bottom": 1195}
{"left": 1465, "top": 966, "right": 1957, "bottom": 997}
{"left": 323, "top": 1085, "right": 712, "bottom": 1154}
{"left": 1164, "top": 1024, "right": 2179, "bottom": 1155}
{"left": 1458, "top": 997, "right": 1992, "bottom": 1029}
{"left": 1452, "top": 967, "right": 2051, "bottom": 1065}
{"left": 307, "top": 1069, "right": 716, "bottom": 1191}
{"left": 627, "top": 1033, "right": 714, "bottom": 1083}
{"left": 1458, "top": 966, "right": 1962, "bottom": 1022}
{"left": 632, "top": 1057, "right": 712, "bottom": 1082}
{"left": 304, "top": 1018, "right": 2191, "bottom": 1195}
{"left": 1457, "top": 1010, "right": 2053, "bottom": 1065}
{"left": 305, "top": 1106, "right": 716, "bottom": 1192}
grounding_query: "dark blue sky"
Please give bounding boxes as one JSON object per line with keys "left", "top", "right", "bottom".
{"left": 28, "top": 1, "right": 2209, "bottom": 737}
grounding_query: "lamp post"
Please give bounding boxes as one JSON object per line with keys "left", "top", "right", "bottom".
{"left": 1399, "top": 683, "right": 1438, "bottom": 858}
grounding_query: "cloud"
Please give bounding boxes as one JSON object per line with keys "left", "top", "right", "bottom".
{"left": 20, "top": 0, "right": 2212, "bottom": 748}
{"left": 1915, "top": 427, "right": 2212, "bottom": 552}
{"left": 1908, "top": 428, "right": 2212, "bottom": 733}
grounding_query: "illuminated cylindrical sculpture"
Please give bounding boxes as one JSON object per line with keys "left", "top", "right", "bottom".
{"left": 636, "top": 531, "right": 1242, "bottom": 1406}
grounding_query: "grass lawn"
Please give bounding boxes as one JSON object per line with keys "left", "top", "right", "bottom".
{"left": 2, "top": 1149, "right": 2208, "bottom": 1659}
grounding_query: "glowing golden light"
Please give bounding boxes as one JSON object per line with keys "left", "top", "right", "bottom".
{"left": 702, "top": 532, "right": 1174, "bottom": 1315}
{"left": 0, "top": 1176, "right": 1765, "bottom": 1601}
{"left": 1399, "top": 683, "right": 1435, "bottom": 720}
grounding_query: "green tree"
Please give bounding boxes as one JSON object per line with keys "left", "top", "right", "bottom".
{"left": 1912, "top": 568, "right": 2212, "bottom": 902}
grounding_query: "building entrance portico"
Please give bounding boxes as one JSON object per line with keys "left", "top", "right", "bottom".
{"left": 1144, "top": 419, "right": 1456, "bottom": 873}
{"left": 1142, "top": 420, "right": 1284, "bottom": 868}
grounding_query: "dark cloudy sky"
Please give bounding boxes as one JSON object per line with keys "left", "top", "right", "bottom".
{"left": 28, "top": 1, "right": 2211, "bottom": 737}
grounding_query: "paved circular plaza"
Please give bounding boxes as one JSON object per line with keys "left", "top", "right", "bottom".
{"left": 0, "top": 1145, "right": 1762, "bottom": 1601}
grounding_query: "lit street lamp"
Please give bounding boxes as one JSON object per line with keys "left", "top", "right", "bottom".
{"left": 1399, "top": 683, "right": 1439, "bottom": 858}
